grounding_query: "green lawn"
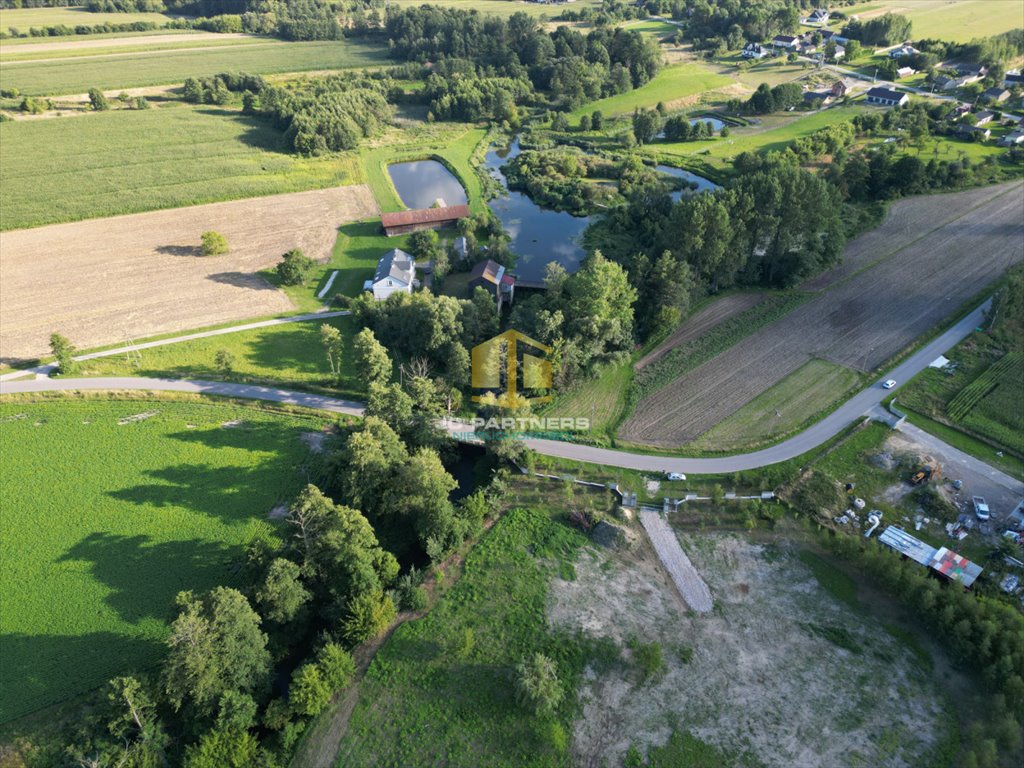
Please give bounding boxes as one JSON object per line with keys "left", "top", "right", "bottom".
{"left": 647, "top": 104, "right": 868, "bottom": 173}
{"left": 689, "top": 359, "right": 862, "bottom": 453}
{"left": 0, "top": 103, "right": 362, "bottom": 230}
{"left": 570, "top": 62, "right": 732, "bottom": 119}
{"left": 542, "top": 361, "right": 633, "bottom": 437}
{"left": 842, "top": 0, "right": 1024, "bottom": 43}
{"left": 334, "top": 506, "right": 593, "bottom": 767}
{"left": 0, "top": 37, "right": 386, "bottom": 95}
{"left": 360, "top": 124, "right": 488, "bottom": 214}
{"left": 0, "top": 26, "right": 197, "bottom": 46}
{"left": 0, "top": 398, "right": 330, "bottom": 723}
{"left": 81, "top": 314, "right": 364, "bottom": 399}
{"left": 0, "top": 5, "right": 173, "bottom": 30}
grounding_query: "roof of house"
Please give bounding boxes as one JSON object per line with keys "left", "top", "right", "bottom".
{"left": 470, "top": 258, "right": 505, "bottom": 285}
{"left": 879, "top": 526, "right": 937, "bottom": 567}
{"left": 1005, "top": 73, "right": 1024, "bottom": 84}
{"left": 955, "top": 62, "right": 987, "bottom": 76}
{"left": 743, "top": 42, "right": 765, "bottom": 50}
{"left": 976, "top": 110, "right": 995, "bottom": 120}
{"left": 958, "top": 124, "right": 991, "bottom": 134}
{"left": 380, "top": 205, "right": 470, "bottom": 229}
{"left": 773, "top": 34, "right": 798, "bottom": 43}
{"left": 984, "top": 87, "right": 1010, "bottom": 97}
{"left": 866, "top": 86, "right": 906, "bottom": 102}
{"left": 373, "top": 248, "right": 415, "bottom": 285}
{"left": 929, "top": 547, "right": 983, "bottom": 588}
{"left": 803, "top": 90, "right": 832, "bottom": 103}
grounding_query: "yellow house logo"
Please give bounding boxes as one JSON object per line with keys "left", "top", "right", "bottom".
{"left": 471, "top": 329, "right": 552, "bottom": 404}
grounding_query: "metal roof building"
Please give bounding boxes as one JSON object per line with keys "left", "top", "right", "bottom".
{"left": 878, "top": 526, "right": 937, "bottom": 566}
{"left": 929, "top": 548, "right": 983, "bottom": 588}
{"left": 878, "top": 526, "right": 983, "bottom": 587}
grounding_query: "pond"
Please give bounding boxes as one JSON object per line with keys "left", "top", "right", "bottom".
{"left": 656, "top": 165, "right": 720, "bottom": 202}
{"left": 690, "top": 116, "right": 727, "bottom": 131}
{"left": 387, "top": 159, "right": 468, "bottom": 210}
{"left": 484, "top": 139, "right": 590, "bottom": 284}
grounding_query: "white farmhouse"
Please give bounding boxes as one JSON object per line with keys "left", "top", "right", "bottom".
{"left": 364, "top": 248, "right": 416, "bottom": 301}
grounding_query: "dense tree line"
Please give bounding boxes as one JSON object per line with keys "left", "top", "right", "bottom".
{"left": 370, "top": 7, "right": 661, "bottom": 110}
{"left": 502, "top": 147, "right": 620, "bottom": 215}
{"left": 841, "top": 12, "right": 912, "bottom": 46}
{"left": 738, "top": 81, "right": 804, "bottom": 115}
{"left": 423, "top": 71, "right": 531, "bottom": 124}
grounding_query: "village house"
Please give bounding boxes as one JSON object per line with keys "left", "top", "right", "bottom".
{"left": 998, "top": 130, "right": 1024, "bottom": 147}
{"left": 741, "top": 42, "right": 769, "bottom": 59}
{"left": 364, "top": 248, "right": 417, "bottom": 301}
{"left": 974, "top": 110, "right": 995, "bottom": 126}
{"left": 982, "top": 87, "right": 1011, "bottom": 104}
{"left": 865, "top": 86, "right": 909, "bottom": 107}
{"left": 801, "top": 8, "right": 830, "bottom": 25}
{"left": 1004, "top": 72, "right": 1023, "bottom": 88}
{"left": 889, "top": 44, "right": 918, "bottom": 59}
{"left": 467, "top": 258, "right": 516, "bottom": 311}
{"left": 772, "top": 34, "right": 800, "bottom": 50}
{"left": 957, "top": 124, "right": 991, "bottom": 141}
{"left": 896, "top": 66, "right": 916, "bottom": 79}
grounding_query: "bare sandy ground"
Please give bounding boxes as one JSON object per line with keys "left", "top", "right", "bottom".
{"left": 0, "top": 185, "right": 378, "bottom": 362}
{"left": 550, "top": 534, "right": 947, "bottom": 768}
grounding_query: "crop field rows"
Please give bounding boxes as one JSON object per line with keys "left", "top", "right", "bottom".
{"left": 621, "top": 181, "right": 1024, "bottom": 447}
{"left": 0, "top": 398, "right": 329, "bottom": 723}
{"left": 0, "top": 184, "right": 377, "bottom": 362}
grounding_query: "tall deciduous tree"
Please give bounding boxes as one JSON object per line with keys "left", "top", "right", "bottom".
{"left": 352, "top": 328, "right": 392, "bottom": 386}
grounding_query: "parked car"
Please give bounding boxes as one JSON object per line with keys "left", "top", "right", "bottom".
{"left": 882, "top": 379, "right": 897, "bottom": 389}
{"left": 665, "top": 472, "right": 686, "bottom": 481}
{"left": 973, "top": 496, "right": 991, "bottom": 521}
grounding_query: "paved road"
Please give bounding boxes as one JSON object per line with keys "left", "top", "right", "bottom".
{"left": 0, "top": 310, "right": 350, "bottom": 383}
{"left": 0, "top": 302, "right": 992, "bottom": 474}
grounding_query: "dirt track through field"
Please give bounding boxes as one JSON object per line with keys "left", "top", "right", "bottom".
{"left": 634, "top": 293, "right": 766, "bottom": 370}
{"left": 620, "top": 181, "right": 1024, "bottom": 447}
{"left": 0, "top": 185, "right": 377, "bottom": 362}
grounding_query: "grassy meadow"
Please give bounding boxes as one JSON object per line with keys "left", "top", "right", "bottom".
{"left": 0, "top": 37, "right": 386, "bottom": 95}
{"left": 0, "top": 398, "right": 330, "bottom": 723}
{"left": 570, "top": 62, "right": 732, "bottom": 119}
{"left": 334, "top": 504, "right": 594, "bottom": 767}
{"left": 0, "top": 103, "right": 362, "bottom": 230}
{"left": 0, "top": 32, "right": 265, "bottom": 63}
{"left": 840, "top": 0, "right": 1024, "bottom": 44}
{"left": 81, "top": 314, "right": 364, "bottom": 398}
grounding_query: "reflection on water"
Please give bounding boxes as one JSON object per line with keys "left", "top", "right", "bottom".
{"left": 387, "top": 159, "right": 468, "bottom": 210}
{"left": 656, "top": 165, "right": 720, "bottom": 202}
{"left": 483, "top": 139, "right": 590, "bottom": 283}
{"left": 690, "top": 116, "right": 726, "bottom": 131}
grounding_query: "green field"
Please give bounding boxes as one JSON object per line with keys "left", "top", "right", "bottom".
{"left": 900, "top": 332, "right": 1024, "bottom": 457}
{"left": 0, "top": 37, "right": 386, "bottom": 95}
{"left": 0, "top": 103, "right": 362, "bottom": 230}
{"left": 543, "top": 361, "right": 633, "bottom": 436}
{"left": 0, "top": 398, "right": 330, "bottom": 723}
{"left": 570, "top": 62, "right": 732, "bottom": 119}
{"left": 648, "top": 104, "right": 868, "bottom": 172}
{"left": 81, "top": 314, "right": 363, "bottom": 398}
{"left": 0, "top": 5, "right": 173, "bottom": 30}
{"left": 333, "top": 505, "right": 591, "bottom": 767}
{"left": 0, "top": 33, "right": 265, "bottom": 62}
{"left": 842, "top": 0, "right": 1024, "bottom": 43}
{"left": 690, "top": 359, "right": 862, "bottom": 453}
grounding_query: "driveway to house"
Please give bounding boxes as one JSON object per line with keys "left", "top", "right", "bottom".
{"left": 0, "top": 301, "right": 994, "bottom": 475}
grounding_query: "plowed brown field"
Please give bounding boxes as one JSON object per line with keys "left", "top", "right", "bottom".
{"left": 620, "top": 181, "right": 1024, "bottom": 447}
{"left": 0, "top": 185, "right": 377, "bottom": 363}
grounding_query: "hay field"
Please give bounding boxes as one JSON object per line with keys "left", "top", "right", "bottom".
{"left": 843, "top": 0, "right": 1024, "bottom": 43}
{"left": 0, "top": 185, "right": 377, "bottom": 363}
{"left": 620, "top": 181, "right": 1024, "bottom": 447}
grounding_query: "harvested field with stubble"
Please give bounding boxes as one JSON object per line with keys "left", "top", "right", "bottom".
{"left": 635, "top": 292, "right": 766, "bottom": 370}
{"left": 621, "top": 182, "right": 1024, "bottom": 447}
{"left": 0, "top": 185, "right": 377, "bottom": 363}
{"left": 550, "top": 533, "right": 949, "bottom": 768}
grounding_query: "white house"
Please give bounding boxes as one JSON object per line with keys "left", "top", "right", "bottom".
{"left": 364, "top": 248, "right": 416, "bottom": 301}
{"left": 742, "top": 42, "right": 769, "bottom": 59}
{"left": 865, "top": 87, "right": 909, "bottom": 107}
{"left": 801, "top": 9, "right": 830, "bottom": 25}
{"left": 772, "top": 35, "right": 800, "bottom": 50}
{"left": 889, "top": 45, "right": 918, "bottom": 59}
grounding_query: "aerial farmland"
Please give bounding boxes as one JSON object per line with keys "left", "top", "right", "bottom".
{"left": 1, "top": 1, "right": 1023, "bottom": 767}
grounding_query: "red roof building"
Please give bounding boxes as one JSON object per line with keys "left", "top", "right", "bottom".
{"left": 381, "top": 205, "right": 470, "bottom": 236}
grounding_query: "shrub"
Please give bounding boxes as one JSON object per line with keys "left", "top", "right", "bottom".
{"left": 275, "top": 248, "right": 317, "bottom": 286}
{"left": 201, "top": 231, "right": 229, "bottom": 256}
{"left": 628, "top": 638, "right": 666, "bottom": 682}
{"left": 88, "top": 87, "right": 108, "bottom": 111}
{"left": 49, "top": 333, "right": 77, "bottom": 375}
{"left": 214, "top": 349, "right": 235, "bottom": 375}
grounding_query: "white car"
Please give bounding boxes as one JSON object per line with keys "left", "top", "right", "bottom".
{"left": 665, "top": 472, "right": 686, "bottom": 481}
{"left": 882, "top": 379, "right": 897, "bottom": 389}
